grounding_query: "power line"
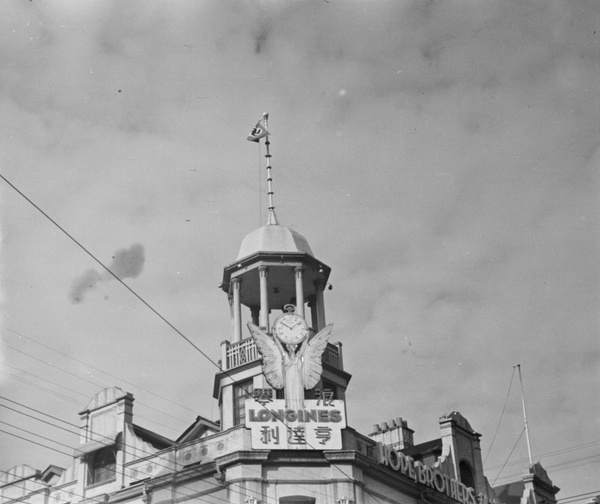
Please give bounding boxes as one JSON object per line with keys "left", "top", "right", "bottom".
{"left": 492, "top": 428, "right": 525, "bottom": 486}
{"left": 0, "top": 391, "right": 355, "bottom": 504}
{"left": 0, "top": 398, "right": 267, "bottom": 504}
{"left": 1, "top": 341, "right": 188, "bottom": 434}
{"left": 1, "top": 344, "right": 356, "bottom": 503}
{"left": 484, "top": 366, "right": 516, "bottom": 466}
{"left": 0, "top": 420, "right": 76, "bottom": 452}
{"left": 0, "top": 360, "right": 90, "bottom": 400}
{"left": 494, "top": 453, "right": 600, "bottom": 484}
{"left": 483, "top": 367, "right": 515, "bottom": 465}
{"left": 0, "top": 428, "right": 73, "bottom": 459}
{"left": 2, "top": 325, "right": 200, "bottom": 417}
{"left": 0, "top": 416, "right": 343, "bottom": 504}
{"left": 486, "top": 439, "right": 600, "bottom": 472}
{"left": 0, "top": 427, "right": 248, "bottom": 504}
{"left": 2, "top": 366, "right": 364, "bottom": 504}
{"left": 558, "top": 490, "right": 600, "bottom": 504}
{"left": 0, "top": 369, "right": 83, "bottom": 406}
{"left": 0, "top": 395, "right": 81, "bottom": 430}
{"left": 0, "top": 173, "right": 220, "bottom": 370}
{"left": 0, "top": 403, "right": 78, "bottom": 437}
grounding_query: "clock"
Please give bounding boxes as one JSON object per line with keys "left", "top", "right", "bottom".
{"left": 273, "top": 311, "right": 309, "bottom": 345}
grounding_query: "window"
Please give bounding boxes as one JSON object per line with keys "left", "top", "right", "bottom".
{"left": 280, "top": 497, "right": 315, "bottom": 504}
{"left": 87, "top": 446, "right": 116, "bottom": 486}
{"left": 233, "top": 379, "right": 254, "bottom": 426}
{"left": 459, "top": 460, "right": 475, "bottom": 489}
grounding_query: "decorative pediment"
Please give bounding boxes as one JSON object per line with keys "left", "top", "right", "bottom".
{"left": 440, "top": 411, "right": 475, "bottom": 433}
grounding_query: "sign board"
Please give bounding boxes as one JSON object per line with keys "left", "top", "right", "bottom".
{"left": 245, "top": 397, "right": 346, "bottom": 450}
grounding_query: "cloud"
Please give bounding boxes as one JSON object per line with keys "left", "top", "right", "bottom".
{"left": 69, "top": 243, "right": 145, "bottom": 303}
{"left": 108, "top": 243, "right": 145, "bottom": 278}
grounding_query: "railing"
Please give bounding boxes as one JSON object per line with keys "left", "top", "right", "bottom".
{"left": 222, "top": 337, "right": 343, "bottom": 371}
{"left": 225, "top": 337, "right": 261, "bottom": 369}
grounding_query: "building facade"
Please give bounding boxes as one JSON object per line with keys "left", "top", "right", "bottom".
{"left": 1, "top": 208, "right": 560, "bottom": 504}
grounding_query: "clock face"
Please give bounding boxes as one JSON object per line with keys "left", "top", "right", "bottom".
{"left": 273, "top": 314, "right": 309, "bottom": 345}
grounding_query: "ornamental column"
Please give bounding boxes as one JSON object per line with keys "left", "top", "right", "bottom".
{"left": 231, "top": 277, "right": 242, "bottom": 343}
{"left": 314, "top": 279, "right": 326, "bottom": 331}
{"left": 308, "top": 296, "right": 318, "bottom": 332}
{"left": 258, "top": 266, "right": 270, "bottom": 330}
{"left": 294, "top": 266, "right": 305, "bottom": 319}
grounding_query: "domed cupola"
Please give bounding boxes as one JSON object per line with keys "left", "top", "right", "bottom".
{"left": 236, "top": 221, "right": 314, "bottom": 260}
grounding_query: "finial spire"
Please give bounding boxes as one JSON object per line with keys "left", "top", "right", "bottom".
{"left": 262, "top": 112, "right": 278, "bottom": 225}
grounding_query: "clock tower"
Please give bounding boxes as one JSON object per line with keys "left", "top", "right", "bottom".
{"left": 213, "top": 206, "right": 351, "bottom": 430}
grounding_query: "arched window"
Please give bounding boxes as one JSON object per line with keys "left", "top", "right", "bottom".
{"left": 459, "top": 460, "right": 475, "bottom": 489}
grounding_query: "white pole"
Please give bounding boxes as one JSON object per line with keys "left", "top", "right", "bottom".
{"left": 517, "top": 364, "right": 534, "bottom": 465}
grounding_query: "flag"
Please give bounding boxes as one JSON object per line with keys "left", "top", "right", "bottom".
{"left": 247, "top": 121, "right": 269, "bottom": 142}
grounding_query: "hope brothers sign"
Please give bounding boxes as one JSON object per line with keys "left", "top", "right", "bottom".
{"left": 378, "top": 444, "right": 499, "bottom": 504}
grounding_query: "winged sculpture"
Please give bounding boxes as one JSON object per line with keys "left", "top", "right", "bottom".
{"left": 247, "top": 322, "right": 334, "bottom": 410}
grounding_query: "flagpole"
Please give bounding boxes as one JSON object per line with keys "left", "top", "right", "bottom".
{"left": 517, "top": 364, "right": 534, "bottom": 465}
{"left": 262, "top": 112, "right": 277, "bottom": 225}
{"left": 258, "top": 140, "right": 262, "bottom": 227}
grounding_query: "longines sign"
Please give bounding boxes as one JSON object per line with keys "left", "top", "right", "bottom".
{"left": 245, "top": 396, "right": 346, "bottom": 450}
{"left": 378, "top": 444, "right": 498, "bottom": 504}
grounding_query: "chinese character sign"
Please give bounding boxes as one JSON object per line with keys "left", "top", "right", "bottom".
{"left": 245, "top": 398, "right": 346, "bottom": 450}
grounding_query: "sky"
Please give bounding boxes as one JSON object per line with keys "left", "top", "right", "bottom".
{"left": 0, "top": 0, "right": 598, "bottom": 501}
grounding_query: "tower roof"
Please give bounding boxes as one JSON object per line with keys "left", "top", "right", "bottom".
{"left": 222, "top": 217, "right": 330, "bottom": 307}
{"left": 236, "top": 222, "right": 314, "bottom": 261}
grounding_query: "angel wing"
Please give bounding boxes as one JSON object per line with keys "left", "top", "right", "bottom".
{"left": 247, "top": 323, "right": 284, "bottom": 389}
{"left": 301, "top": 324, "right": 334, "bottom": 390}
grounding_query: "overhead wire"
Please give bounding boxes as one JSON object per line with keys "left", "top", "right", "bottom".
{"left": 558, "top": 490, "right": 600, "bottom": 504}
{"left": 493, "top": 453, "right": 600, "bottom": 485}
{"left": 483, "top": 366, "right": 516, "bottom": 466}
{"left": 2, "top": 325, "right": 200, "bottom": 417}
{"left": 0, "top": 342, "right": 354, "bottom": 499}
{"left": 1, "top": 372, "right": 362, "bottom": 504}
{"left": 485, "top": 439, "right": 600, "bottom": 471}
{"left": 1, "top": 360, "right": 91, "bottom": 400}
{"left": 0, "top": 420, "right": 77, "bottom": 452}
{"left": 0, "top": 402, "right": 79, "bottom": 437}
{"left": 0, "top": 174, "right": 220, "bottom": 369}
{"left": 7, "top": 345, "right": 600, "bottom": 504}
{"left": 0, "top": 423, "right": 252, "bottom": 504}
{"left": 0, "top": 396, "right": 280, "bottom": 504}
{"left": 492, "top": 428, "right": 525, "bottom": 486}
{"left": 1, "top": 333, "right": 358, "bottom": 504}
{"left": 1, "top": 341, "right": 188, "bottom": 435}
{"left": 0, "top": 429, "right": 73, "bottom": 459}
{"left": 0, "top": 369, "right": 82, "bottom": 406}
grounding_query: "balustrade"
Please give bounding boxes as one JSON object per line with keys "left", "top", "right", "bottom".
{"left": 223, "top": 337, "right": 343, "bottom": 371}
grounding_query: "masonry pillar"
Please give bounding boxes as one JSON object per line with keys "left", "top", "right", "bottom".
{"left": 231, "top": 277, "right": 242, "bottom": 343}
{"left": 294, "top": 266, "right": 305, "bottom": 318}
